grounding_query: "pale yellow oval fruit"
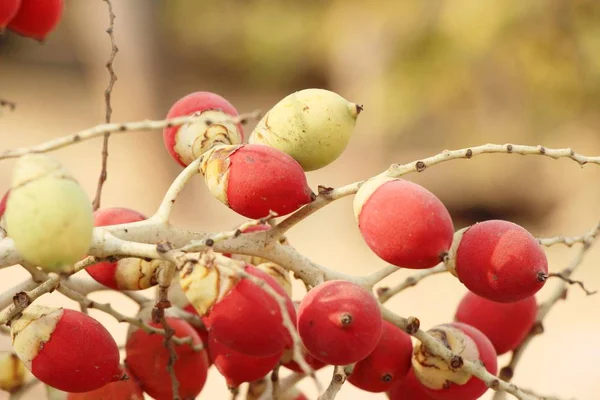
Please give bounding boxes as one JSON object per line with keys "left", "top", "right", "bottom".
{"left": 249, "top": 88, "right": 362, "bottom": 171}
{"left": 5, "top": 154, "right": 94, "bottom": 273}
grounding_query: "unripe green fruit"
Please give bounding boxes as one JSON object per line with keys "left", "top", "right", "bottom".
{"left": 5, "top": 154, "right": 93, "bottom": 272}
{"left": 249, "top": 88, "right": 362, "bottom": 171}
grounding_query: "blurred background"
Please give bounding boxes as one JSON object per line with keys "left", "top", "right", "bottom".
{"left": 1, "top": 0, "right": 600, "bottom": 399}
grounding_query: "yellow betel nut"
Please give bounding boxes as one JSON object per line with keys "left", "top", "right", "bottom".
{"left": 5, "top": 154, "right": 93, "bottom": 272}
{"left": 249, "top": 88, "right": 362, "bottom": 171}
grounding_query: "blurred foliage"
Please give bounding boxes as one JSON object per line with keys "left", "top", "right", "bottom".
{"left": 164, "top": 0, "right": 600, "bottom": 142}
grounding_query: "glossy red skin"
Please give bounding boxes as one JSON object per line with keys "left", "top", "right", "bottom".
{"left": 0, "top": 0, "right": 20, "bottom": 28}
{"left": 208, "top": 264, "right": 297, "bottom": 357}
{"left": 208, "top": 331, "right": 281, "bottom": 388}
{"left": 86, "top": 208, "right": 147, "bottom": 289}
{"left": 281, "top": 344, "right": 327, "bottom": 373}
{"left": 455, "top": 292, "right": 537, "bottom": 355}
{"left": 183, "top": 303, "right": 211, "bottom": 365}
{"left": 163, "top": 91, "right": 243, "bottom": 167}
{"left": 349, "top": 321, "right": 413, "bottom": 393}
{"left": 7, "top": 0, "right": 63, "bottom": 41}
{"left": 32, "top": 310, "right": 122, "bottom": 393}
{"left": 125, "top": 317, "right": 209, "bottom": 400}
{"left": 67, "top": 367, "right": 144, "bottom": 400}
{"left": 455, "top": 220, "right": 548, "bottom": 302}
{"left": 420, "top": 322, "right": 498, "bottom": 400}
{"left": 358, "top": 179, "right": 454, "bottom": 269}
{"left": 297, "top": 280, "right": 383, "bottom": 365}
{"left": 0, "top": 190, "right": 9, "bottom": 219}
{"left": 226, "top": 144, "right": 314, "bottom": 219}
{"left": 387, "top": 369, "right": 435, "bottom": 400}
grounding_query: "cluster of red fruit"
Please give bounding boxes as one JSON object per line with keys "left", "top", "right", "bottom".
{"left": 0, "top": 0, "right": 63, "bottom": 41}
{"left": 0, "top": 88, "right": 549, "bottom": 400}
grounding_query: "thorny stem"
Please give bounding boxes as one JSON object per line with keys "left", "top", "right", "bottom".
{"left": 377, "top": 263, "right": 447, "bottom": 303}
{"left": 92, "top": 0, "right": 119, "bottom": 211}
{"left": 269, "top": 143, "right": 600, "bottom": 239}
{"left": 154, "top": 256, "right": 181, "bottom": 399}
{"left": 0, "top": 111, "right": 260, "bottom": 160}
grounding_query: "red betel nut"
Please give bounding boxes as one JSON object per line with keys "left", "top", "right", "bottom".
{"left": 163, "top": 91, "right": 244, "bottom": 167}
{"left": 10, "top": 306, "right": 122, "bottom": 393}
{"left": 387, "top": 369, "right": 435, "bottom": 400}
{"left": 451, "top": 220, "right": 548, "bottom": 302}
{"left": 67, "top": 366, "right": 144, "bottom": 400}
{"left": 0, "top": 0, "right": 20, "bottom": 29}
{"left": 86, "top": 207, "right": 167, "bottom": 290}
{"left": 208, "top": 331, "right": 282, "bottom": 389}
{"left": 7, "top": 0, "right": 63, "bottom": 41}
{"left": 125, "top": 317, "right": 209, "bottom": 400}
{"left": 353, "top": 177, "right": 454, "bottom": 269}
{"left": 205, "top": 264, "right": 296, "bottom": 357}
{"left": 297, "top": 280, "right": 383, "bottom": 365}
{"left": 348, "top": 320, "right": 413, "bottom": 393}
{"left": 412, "top": 322, "right": 498, "bottom": 400}
{"left": 180, "top": 257, "right": 297, "bottom": 358}
{"left": 455, "top": 291, "right": 537, "bottom": 355}
{"left": 201, "top": 144, "right": 315, "bottom": 219}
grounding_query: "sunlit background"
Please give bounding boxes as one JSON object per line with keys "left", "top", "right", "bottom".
{"left": 1, "top": 0, "right": 600, "bottom": 399}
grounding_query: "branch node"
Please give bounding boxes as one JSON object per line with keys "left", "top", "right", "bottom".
{"left": 406, "top": 316, "right": 420, "bottom": 334}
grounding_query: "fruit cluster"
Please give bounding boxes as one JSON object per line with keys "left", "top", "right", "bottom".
{"left": 0, "top": 86, "right": 556, "bottom": 400}
{"left": 0, "top": 0, "right": 64, "bottom": 41}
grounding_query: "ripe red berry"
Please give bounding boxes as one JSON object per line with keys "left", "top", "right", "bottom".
{"left": 86, "top": 208, "right": 166, "bottom": 290}
{"left": 412, "top": 322, "right": 498, "bottom": 400}
{"left": 455, "top": 292, "right": 537, "bottom": 355}
{"left": 450, "top": 220, "right": 548, "bottom": 302}
{"left": 180, "top": 260, "right": 297, "bottom": 357}
{"left": 348, "top": 320, "right": 413, "bottom": 393}
{"left": 67, "top": 367, "right": 144, "bottom": 400}
{"left": 201, "top": 144, "right": 315, "bottom": 219}
{"left": 297, "top": 280, "right": 383, "bottom": 365}
{"left": 387, "top": 369, "right": 435, "bottom": 400}
{"left": 0, "top": 0, "right": 20, "bottom": 29}
{"left": 163, "top": 91, "right": 243, "bottom": 167}
{"left": 125, "top": 317, "right": 209, "bottom": 400}
{"left": 208, "top": 331, "right": 282, "bottom": 388}
{"left": 11, "top": 306, "right": 123, "bottom": 393}
{"left": 354, "top": 177, "right": 454, "bottom": 269}
{"left": 7, "top": 0, "right": 64, "bottom": 41}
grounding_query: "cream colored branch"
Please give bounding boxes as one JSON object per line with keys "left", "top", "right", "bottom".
{"left": 0, "top": 111, "right": 260, "bottom": 161}
{"left": 270, "top": 143, "right": 600, "bottom": 238}
{"left": 382, "top": 308, "right": 538, "bottom": 400}
{"left": 377, "top": 263, "right": 447, "bottom": 303}
{"left": 21, "top": 262, "right": 201, "bottom": 349}
{"left": 317, "top": 365, "right": 353, "bottom": 400}
{"left": 152, "top": 157, "right": 204, "bottom": 223}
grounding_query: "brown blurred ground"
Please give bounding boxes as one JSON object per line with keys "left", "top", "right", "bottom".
{"left": 1, "top": 0, "right": 599, "bottom": 399}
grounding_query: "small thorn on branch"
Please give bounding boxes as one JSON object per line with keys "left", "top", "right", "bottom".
{"left": 92, "top": 0, "right": 119, "bottom": 212}
{"left": 547, "top": 272, "right": 597, "bottom": 296}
